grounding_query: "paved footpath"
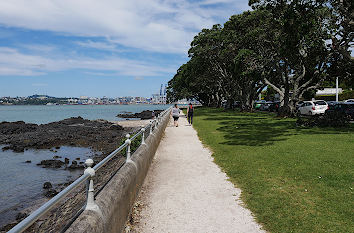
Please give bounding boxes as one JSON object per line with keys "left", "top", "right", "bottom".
{"left": 131, "top": 114, "right": 264, "bottom": 233}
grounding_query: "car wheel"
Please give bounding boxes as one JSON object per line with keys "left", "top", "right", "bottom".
{"left": 309, "top": 111, "right": 312, "bottom": 116}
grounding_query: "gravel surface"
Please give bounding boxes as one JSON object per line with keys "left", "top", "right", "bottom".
{"left": 130, "top": 114, "right": 264, "bottom": 233}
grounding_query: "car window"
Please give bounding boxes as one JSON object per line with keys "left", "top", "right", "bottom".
{"left": 314, "top": 101, "right": 326, "bottom": 106}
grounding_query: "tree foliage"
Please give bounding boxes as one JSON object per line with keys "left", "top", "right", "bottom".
{"left": 167, "top": 0, "right": 353, "bottom": 115}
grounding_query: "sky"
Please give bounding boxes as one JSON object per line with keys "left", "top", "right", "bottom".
{"left": 0, "top": 0, "right": 250, "bottom": 98}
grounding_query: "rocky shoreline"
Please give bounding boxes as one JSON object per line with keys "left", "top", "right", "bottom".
{"left": 0, "top": 116, "right": 149, "bottom": 232}
{"left": 117, "top": 109, "right": 163, "bottom": 119}
{"left": 0, "top": 117, "right": 128, "bottom": 154}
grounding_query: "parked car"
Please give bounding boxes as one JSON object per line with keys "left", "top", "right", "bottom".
{"left": 259, "top": 101, "right": 274, "bottom": 111}
{"left": 254, "top": 100, "right": 266, "bottom": 109}
{"left": 327, "top": 101, "right": 340, "bottom": 110}
{"left": 326, "top": 102, "right": 354, "bottom": 120}
{"left": 296, "top": 101, "right": 304, "bottom": 110}
{"left": 268, "top": 101, "right": 280, "bottom": 112}
{"left": 298, "top": 100, "right": 328, "bottom": 115}
{"left": 344, "top": 99, "right": 354, "bottom": 103}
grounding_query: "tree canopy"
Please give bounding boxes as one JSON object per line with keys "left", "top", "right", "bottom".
{"left": 167, "top": 0, "right": 353, "bottom": 115}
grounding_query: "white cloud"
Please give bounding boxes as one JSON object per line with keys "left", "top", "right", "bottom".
{"left": 84, "top": 71, "right": 116, "bottom": 76}
{"left": 0, "top": 0, "right": 249, "bottom": 54}
{"left": 21, "top": 44, "right": 56, "bottom": 53}
{"left": 0, "top": 47, "right": 48, "bottom": 76}
{"left": 76, "top": 40, "right": 125, "bottom": 53}
{"left": 0, "top": 47, "right": 177, "bottom": 76}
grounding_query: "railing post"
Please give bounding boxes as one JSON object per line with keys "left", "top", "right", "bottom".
{"left": 141, "top": 127, "right": 146, "bottom": 145}
{"left": 155, "top": 117, "right": 158, "bottom": 130}
{"left": 150, "top": 120, "right": 154, "bottom": 136}
{"left": 125, "top": 134, "right": 131, "bottom": 162}
{"left": 84, "top": 159, "right": 99, "bottom": 211}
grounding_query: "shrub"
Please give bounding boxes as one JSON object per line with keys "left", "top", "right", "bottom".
{"left": 296, "top": 112, "right": 350, "bottom": 127}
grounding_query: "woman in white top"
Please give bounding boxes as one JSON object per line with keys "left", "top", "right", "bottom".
{"left": 171, "top": 104, "right": 180, "bottom": 127}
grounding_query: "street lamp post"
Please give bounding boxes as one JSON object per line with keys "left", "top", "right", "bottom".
{"left": 336, "top": 77, "right": 339, "bottom": 102}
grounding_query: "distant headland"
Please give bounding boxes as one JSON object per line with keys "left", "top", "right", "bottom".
{"left": 0, "top": 94, "right": 168, "bottom": 105}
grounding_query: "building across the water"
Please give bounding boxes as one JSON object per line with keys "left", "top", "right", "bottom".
{"left": 151, "top": 84, "right": 167, "bottom": 104}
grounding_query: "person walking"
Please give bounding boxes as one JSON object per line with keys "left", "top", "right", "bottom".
{"left": 172, "top": 104, "right": 180, "bottom": 127}
{"left": 187, "top": 103, "right": 194, "bottom": 125}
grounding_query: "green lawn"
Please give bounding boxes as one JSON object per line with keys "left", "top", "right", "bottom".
{"left": 190, "top": 108, "right": 354, "bottom": 233}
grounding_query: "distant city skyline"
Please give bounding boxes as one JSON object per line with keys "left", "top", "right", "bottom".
{"left": 0, "top": 0, "right": 250, "bottom": 97}
{"left": 0, "top": 85, "right": 167, "bottom": 99}
{"left": 0, "top": 92, "right": 169, "bottom": 105}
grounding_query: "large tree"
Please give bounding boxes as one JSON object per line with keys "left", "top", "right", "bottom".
{"left": 168, "top": 1, "right": 352, "bottom": 114}
{"left": 248, "top": 0, "right": 353, "bottom": 115}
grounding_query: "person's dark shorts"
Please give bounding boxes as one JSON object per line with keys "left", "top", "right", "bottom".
{"left": 173, "top": 116, "right": 179, "bottom": 121}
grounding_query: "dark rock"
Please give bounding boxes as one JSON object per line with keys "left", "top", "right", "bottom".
{"left": 44, "top": 188, "right": 58, "bottom": 198}
{"left": 79, "top": 161, "right": 84, "bottom": 164}
{"left": 109, "top": 124, "right": 124, "bottom": 130}
{"left": 75, "top": 157, "right": 80, "bottom": 160}
{"left": 139, "top": 110, "right": 155, "bottom": 120}
{"left": 13, "top": 145, "right": 25, "bottom": 153}
{"left": 15, "top": 212, "right": 28, "bottom": 221}
{"left": 2, "top": 146, "right": 10, "bottom": 151}
{"left": 64, "top": 158, "right": 70, "bottom": 164}
{"left": 67, "top": 164, "right": 85, "bottom": 169}
{"left": 117, "top": 113, "right": 138, "bottom": 119}
{"left": 53, "top": 155, "right": 61, "bottom": 159}
{"left": 117, "top": 110, "right": 157, "bottom": 119}
{"left": 55, "top": 146, "right": 60, "bottom": 149}
{"left": 37, "top": 159, "right": 65, "bottom": 168}
{"left": 117, "top": 110, "right": 164, "bottom": 120}
{"left": 0, "top": 121, "right": 38, "bottom": 135}
{"left": 0, "top": 116, "right": 131, "bottom": 156}
{"left": 43, "top": 182, "right": 52, "bottom": 189}
{"left": 154, "top": 109, "right": 163, "bottom": 116}
{"left": 72, "top": 160, "right": 77, "bottom": 165}
{"left": 25, "top": 160, "right": 31, "bottom": 163}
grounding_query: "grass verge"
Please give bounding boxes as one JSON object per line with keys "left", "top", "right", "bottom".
{"left": 191, "top": 107, "right": 354, "bottom": 233}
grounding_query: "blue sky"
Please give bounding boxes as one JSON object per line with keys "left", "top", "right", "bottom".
{"left": 0, "top": 0, "right": 250, "bottom": 98}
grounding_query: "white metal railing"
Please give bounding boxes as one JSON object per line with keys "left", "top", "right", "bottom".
{"left": 8, "top": 106, "right": 172, "bottom": 233}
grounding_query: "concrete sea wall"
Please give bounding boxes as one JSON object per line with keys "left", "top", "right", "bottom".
{"left": 66, "top": 113, "right": 170, "bottom": 233}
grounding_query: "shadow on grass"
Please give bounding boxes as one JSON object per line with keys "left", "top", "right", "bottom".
{"left": 198, "top": 108, "right": 354, "bottom": 147}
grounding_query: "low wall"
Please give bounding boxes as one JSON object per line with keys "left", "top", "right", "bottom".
{"left": 66, "top": 112, "right": 170, "bottom": 233}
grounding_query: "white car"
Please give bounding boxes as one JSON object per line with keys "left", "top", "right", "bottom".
{"left": 298, "top": 100, "right": 328, "bottom": 115}
{"left": 344, "top": 99, "right": 354, "bottom": 103}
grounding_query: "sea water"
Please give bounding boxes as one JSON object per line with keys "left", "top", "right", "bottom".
{"left": 0, "top": 104, "right": 170, "bottom": 228}
{"left": 0, "top": 104, "right": 170, "bottom": 124}
{"left": 0, "top": 146, "right": 97, "bottom": 228}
